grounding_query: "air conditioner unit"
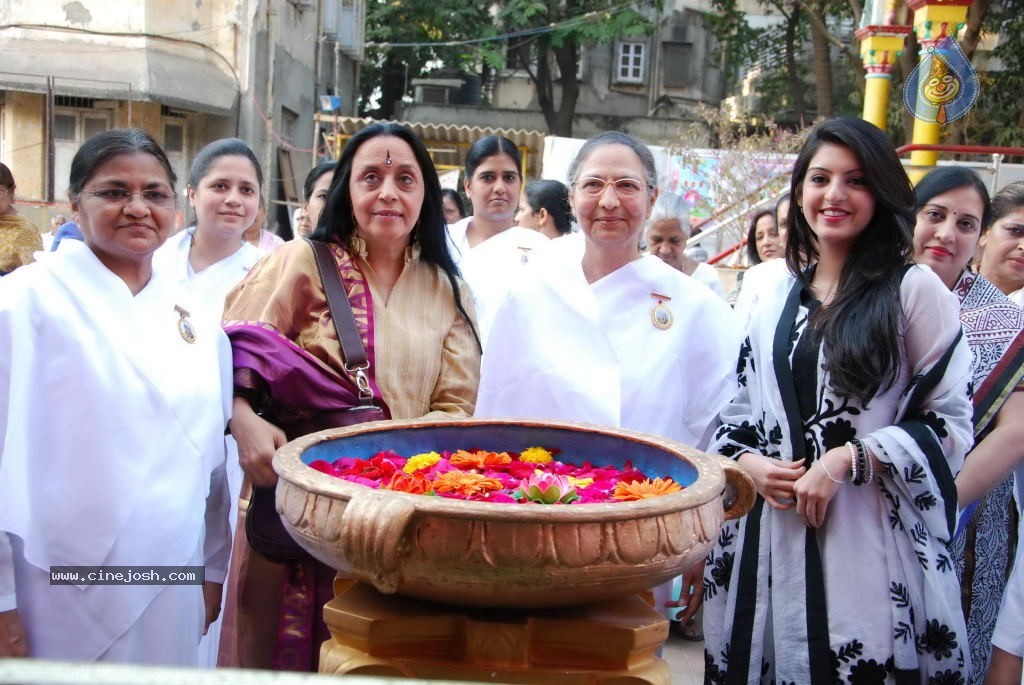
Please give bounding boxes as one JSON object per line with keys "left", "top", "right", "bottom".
{"left": 337, "top": 0, "right": 366, "bottom": 60}
{"left": 670, "top": 23, "right": 690, "bottom": 43}
{"left": 322, "top": 0, "right": 337, "bottom": 36}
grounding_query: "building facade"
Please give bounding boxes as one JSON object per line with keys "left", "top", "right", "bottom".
{"left": 400, "top": 0, "right": 735, "bottom": 147}
{"left": 0, "top": 0, "right": 363, "bottom": 230}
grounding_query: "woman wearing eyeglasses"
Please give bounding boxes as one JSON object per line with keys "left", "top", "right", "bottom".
{"left": 0, "top": 129, "right": 231, "bottom": 665}
{"left": 153, "top": 138, "right": 264, "bottom": 318}
{"left": 0, "top": 163, "right": 43, "bottom": 276}
{"left": 477, "top": 131, "right": 740, "bottom": 455}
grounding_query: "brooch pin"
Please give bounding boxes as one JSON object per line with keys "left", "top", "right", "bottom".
{"left": 175, "top": 305, "right": 197, "bottom": 344}
{"left": 650, "top": 292, "right": 673, "bottom": 330}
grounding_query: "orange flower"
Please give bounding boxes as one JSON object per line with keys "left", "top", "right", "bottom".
{"left": 384, "top": 472, "right": 433, "bottom": 495}
{"left": 449, "top": 449, "right": 512, "bottom": 470}
{"left": 432, "top": 471, "right": 504, "bottom": 498}
{"left": 612, "top": 477, "right": 682, "bottom": 501}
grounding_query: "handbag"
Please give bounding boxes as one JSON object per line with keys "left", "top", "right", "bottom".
{"left": 245, "top": 239, "right": 386, "bottom": 563}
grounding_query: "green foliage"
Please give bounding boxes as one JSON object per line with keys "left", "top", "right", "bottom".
{"left": 358, "top": 0, "right": 493, "bottom": 117}
{"left": 974, "top": 0, "right": 1024, "bottom": 146}
{"left": 703, "top": 0, "right": 762, "bottom": 87}
{"left": 672, "top": 104, "right": 811, "bottom": 244}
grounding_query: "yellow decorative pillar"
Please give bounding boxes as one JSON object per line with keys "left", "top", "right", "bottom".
{"left": 857, "top": 26, "right": 913, "bottom": 130}
{"left": 906, "top": 0, "right": 973, "bottom": 170}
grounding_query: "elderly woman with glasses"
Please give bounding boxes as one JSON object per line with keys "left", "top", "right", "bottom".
{"left": 476, "top": 129, "right": 740, "bottom": 610}
{"left": 478, "top": 131, "right": 740, "bottom": 445}
{"left": 0, "top": 129, "right": 231, "bottom": 665}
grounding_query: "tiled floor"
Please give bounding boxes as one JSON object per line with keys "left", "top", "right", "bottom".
{"left": 663, "top": 631, "right": 705, "bottom": 684}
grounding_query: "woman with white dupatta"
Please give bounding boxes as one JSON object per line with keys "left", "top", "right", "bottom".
{"left": 476, "top": 131, "right": 741, "bottom": 617}
{"left": 703, "top": 118, "right": 974, "bottom": 684}
{"left": 153, "top": 138, "right": 264, "bottom": 320}
{"left": 0, "top": 129, "right": 231, "bottom": 665}
{"left": 446, "top": 135, "right": 549, "bottom": 345}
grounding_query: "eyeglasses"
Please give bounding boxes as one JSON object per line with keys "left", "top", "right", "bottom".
{"left": 573, "top": 177, "right": 652, "bottom": 198}
{"left": 83, "top": 188, "right": 177, "bottom": 209}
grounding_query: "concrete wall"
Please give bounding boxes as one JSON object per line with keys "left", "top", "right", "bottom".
{"left": 1, "top": 0, "right": 359, "bottom": 231}
{"left": 3, "top": 93, "right": 47, "bottom": 200}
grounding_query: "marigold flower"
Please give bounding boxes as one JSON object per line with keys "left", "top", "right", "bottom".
{"left": 384, "top": 472, "right": 433, "bottom": 495}
{"left": 432, "top": 471, "right": 504, "bottom": 498}
{"left": 612, "top": 477, "right": 682, "bottom": 501}
{"left": 450, "top": 449, "right": 512, "bottom": 470}
{"left": 519, "top": 446, "right": 554, "bottom": 464}
{"left": 403, "top": 451, "right": 442, "bottom": 473}
{"left": 567, "top": 475, "right": 594, "bottom": 489}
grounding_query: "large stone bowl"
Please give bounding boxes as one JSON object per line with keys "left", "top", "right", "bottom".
{"left": 273, "top": 418, "right": 755, "bottom": 609}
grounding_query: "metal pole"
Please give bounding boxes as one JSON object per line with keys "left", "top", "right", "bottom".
{"left": 46, "top": 76, "right": 55, "bottom": 202}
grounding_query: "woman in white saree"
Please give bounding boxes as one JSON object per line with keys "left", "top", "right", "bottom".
{"left": 0, "top": 129, "right": 230, "bottom": 665}
{"left": 703, "top": 118, "right": 974, "bottom": 684}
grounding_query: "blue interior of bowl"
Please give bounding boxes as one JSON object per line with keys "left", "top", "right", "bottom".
{"left": 300, "top": 423, "right": 698, "bottom": 486}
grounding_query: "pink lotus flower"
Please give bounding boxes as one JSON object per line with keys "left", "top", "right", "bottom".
{"left": 517, "top": 472, "right": 579, "bottom": 504}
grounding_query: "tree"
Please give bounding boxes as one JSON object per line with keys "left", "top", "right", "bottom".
{"left": 493, "top": 0, "right": 664, "bottom": 137}
{"left": 706, "top": 0, "right": 863, "bottom": 123}
{"left": 359, "top": 1, "right": 493, "bottom": 118}
{"left": 949, "top": 0, "right": 1024, "bottom": 148}
{"left": 674, "top": 104, "right": 810, "bottom": 250}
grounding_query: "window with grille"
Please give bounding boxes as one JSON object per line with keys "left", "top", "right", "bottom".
{"left": 615, "top": 42, "right": 645, "bottom": 84}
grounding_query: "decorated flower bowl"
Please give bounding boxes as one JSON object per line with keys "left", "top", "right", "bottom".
{"left": 273, "top": 418, "right": 755, "bottom": 609}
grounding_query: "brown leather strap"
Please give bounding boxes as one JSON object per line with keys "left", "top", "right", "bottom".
{"left": 306, "top": 238, "right": 369, "bottom": 373}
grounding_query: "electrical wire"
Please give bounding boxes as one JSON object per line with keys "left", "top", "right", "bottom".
{"left": 366, "top": 0, "right": 653, "bottom": 49}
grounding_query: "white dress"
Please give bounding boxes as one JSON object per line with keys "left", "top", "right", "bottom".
{"left": 476, "top": 252, "right": 741, "bottom": 450}
{"left": 0, "top": 240, "right": 231, "bottom": 665}
{"left": 704, "top": 265, "right": 974, "bottom": 684}
{"left": 692, "top": 261, "right": 726, "bottom": 298}
{"left": 153, "top": 227, "right": 262, "bottom": 320}
{"left": 446, "top": 216, "right": 551, "bottom": 346}
{"left": 732, "top": 258, "right": 789, "bottom": 331}
{"left": 152, "top": 226, "right": 261, "bottom": 666}
{"left": 992, "top": 464, "right": 1024, "bottom": 676}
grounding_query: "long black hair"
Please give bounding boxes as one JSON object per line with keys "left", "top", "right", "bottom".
{"left": 310, "top": 122, "right": 480, "bottom": 349}
{"left": 303, "top": 161, "right": 336, "bottom": 201}
{"left": 913, "top": 166, "right": 991, "bottom": 228}
{"left": 786, "top": 117, "right": 915, "bottom": 403}
{"left": 69, "top": 128, "right": 176, "bottom": 196}
{"left": 746, "top": 209, "right": 776, "bottom": 265}
{"left": 523, "top": 179, "right": 572, "bottom": 235}
{"left": 441, "top": 188, "right": 466, "bottom": 220}
{"left": 465, "top": 135, "right": 522, "bottom": 181}
{"left": 188, "top": 137, "right": 263, "bottom": 189}
{"left": 991, "top": 180, "right": 1024, "bottom": 224}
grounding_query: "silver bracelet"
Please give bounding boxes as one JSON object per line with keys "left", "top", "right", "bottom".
{"left": 820, "top": 457, "right": 846, "bottom": 484}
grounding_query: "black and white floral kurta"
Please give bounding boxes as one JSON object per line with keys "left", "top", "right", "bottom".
{"left": 704, "top": 265, "right": 975, "bottom": 685}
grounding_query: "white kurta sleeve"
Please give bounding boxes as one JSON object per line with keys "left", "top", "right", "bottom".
{"left": 862, "top": 267, "right": 974, "bottom": 542}
{"left": 0, "top": 533, "right": 15, "bottom": 612}
{"left": 992, "top": 544, "right": 1024, "bottom": 657}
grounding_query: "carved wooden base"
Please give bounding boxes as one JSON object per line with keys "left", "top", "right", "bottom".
{"left": 320, "top": 579, "right": 672, "bottom": 683}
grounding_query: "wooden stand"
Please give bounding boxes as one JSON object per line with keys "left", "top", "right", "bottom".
{"left": 320, "top": 579, "right": 671, "bottom": 683}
